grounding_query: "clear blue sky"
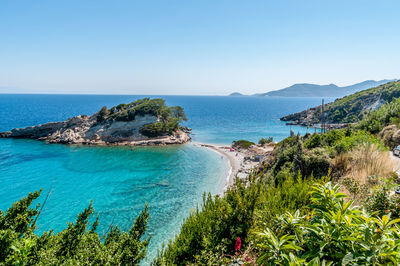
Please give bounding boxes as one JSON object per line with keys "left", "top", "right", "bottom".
{"left": 0, "top": 0, "right": 399, "bottom": 95}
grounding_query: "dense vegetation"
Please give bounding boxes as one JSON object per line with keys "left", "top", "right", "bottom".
{"left": 96, "top": 98, "right": 188, "bottom": 137}
{"left": 155, "top": 101, "right": 400, "bottom": 264}
{"left": 357, "top": 98, "right": 400, "bottom": 134}
{"left": 325, "top": 80, "right": 400, "bottom": 123}
{"left": 257, "top": 182, "right": 400, "bottom": 265}
{"left": 0, "top": 191, "right": 150, "bottom": 265}
{"left": 5, "top": 88, "right": 400, "bottom": 264}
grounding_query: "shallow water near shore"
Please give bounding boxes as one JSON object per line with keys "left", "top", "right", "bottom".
{"left": 0, "top": 138, "right": 228, "bottom": 262}
{"left": 0, "top": 94, "right": 332, "bottom": 262}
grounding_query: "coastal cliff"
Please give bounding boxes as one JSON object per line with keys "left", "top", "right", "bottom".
{"left": 0, "top": 98, "right": 191, "bottom": 146}
{"left": 280, "top": 79, "right": 400, "bottom": 126}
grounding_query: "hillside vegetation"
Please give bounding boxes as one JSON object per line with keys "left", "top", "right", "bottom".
{"left": 281, "top": 80, "right": 400, "bottom": 125}
{"left": 155, "top": 96, "right": 400, "bottom": 264}
{"left": 5, "top": 94, "right": 400, "bottom": 264}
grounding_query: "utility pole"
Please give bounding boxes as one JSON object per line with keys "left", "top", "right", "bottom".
{"left": 321, "top": 99, "right": 325, "bottom": 133}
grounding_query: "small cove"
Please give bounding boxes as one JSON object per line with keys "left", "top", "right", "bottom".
{"left": 0, "top": 94, "right": 333, "bottom": 261}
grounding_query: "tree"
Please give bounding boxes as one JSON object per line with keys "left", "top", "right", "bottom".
{"left": 0, "top": 191, "right": 150, "bottom": 265}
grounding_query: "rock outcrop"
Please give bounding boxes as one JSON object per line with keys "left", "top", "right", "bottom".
{"left": 0, "top": 99, "right": 191, "bottom": 146}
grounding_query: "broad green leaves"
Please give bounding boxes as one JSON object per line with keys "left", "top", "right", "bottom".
{"left": 257, "top": 182, "right": 400, "bottom": 265}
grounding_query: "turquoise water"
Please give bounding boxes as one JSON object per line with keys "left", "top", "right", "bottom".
{"left": 0, "top": 94, "right": 333, "bottom": 262}
{"left": 0, "top": 138, "right": 228, "bottom": 262}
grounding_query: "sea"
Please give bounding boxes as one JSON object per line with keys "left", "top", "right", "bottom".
{"left": 0, "top": 94, "right": 332, "bottom": 262}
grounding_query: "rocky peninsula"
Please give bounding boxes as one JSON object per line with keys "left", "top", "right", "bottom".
{"left": 0, "top": 98, "right": 191, "bottom": 146}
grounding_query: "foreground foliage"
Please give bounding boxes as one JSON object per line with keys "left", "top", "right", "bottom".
{"left": 0, "top": 191, "right": 150, "bottom": 265}
{"left": 257, "top": 182, "right": 400, "bottom": 265}
{"left": 155, "top": 172, "right": 316, "bottom": 265}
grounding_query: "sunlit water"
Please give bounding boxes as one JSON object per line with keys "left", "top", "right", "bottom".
{"left": 0, "top": 94, "right": 332, "bottom": 262}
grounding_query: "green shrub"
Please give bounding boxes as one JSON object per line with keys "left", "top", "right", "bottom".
{"left": 358, "top": 97, "right": 400, "bottom": 134}
{"left": 257, "top": 182, "right": 400, "bottom": 265}
{"left": 251, "top": 175, "right": 316, "bottom": 241}
{"left": 96, "top": 106, "right": 109, "bottom": 122}
{"left": 155, "top": 175, "right": 261, "bottom": 265}
{"left": 139, "top": 118, "right": 180, "bottom": 138}
{"left": 0, "top": 191, "right": 150, "bottom": 265}
{"left": 232, "top": 140, "right": 255, "bottom": 149}
{"left": 364, "top": 180, "right": 400, "bottom": 219}
{"left": 258, "top": 137, "right": 273, "bottom": 145}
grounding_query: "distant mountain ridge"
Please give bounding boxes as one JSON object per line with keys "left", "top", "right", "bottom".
{"left": 261, "top": 79, "right": 395, "bottom": 97}
{"left": 229, "top": 92, "right": 244, "bottom": 96}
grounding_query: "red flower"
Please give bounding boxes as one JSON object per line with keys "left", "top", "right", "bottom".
{"left": 235, "top": 237, "right": 241, "bottom": 252}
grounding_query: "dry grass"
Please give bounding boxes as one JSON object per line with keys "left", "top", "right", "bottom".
{"left": 348, "top": 143, "right": 393, "bottom": 183}
{"left": 334, "top": 143, "right": 395, "bottom": 203}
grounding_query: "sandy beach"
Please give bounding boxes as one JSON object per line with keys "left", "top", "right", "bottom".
{"left": 194, "top": 143, "right": 274, "bottom": 190}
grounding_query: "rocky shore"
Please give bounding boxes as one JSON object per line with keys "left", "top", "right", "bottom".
{"left": 280, "top": 105, "right": 322, "bottom": 127}
{"left": 0, "top": 99, "right": 192, "bottom": 146}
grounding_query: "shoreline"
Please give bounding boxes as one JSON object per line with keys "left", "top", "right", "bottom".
{"left": 194, "top": 142, "right": 273, "bottom": 191}
{"left": 0, "top": 130, "right": 191, "bottom": 147}
{"left": 194, "top": 143, "right": 239, "bottom": 190}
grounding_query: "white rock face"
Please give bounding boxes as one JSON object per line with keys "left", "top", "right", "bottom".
{"left": 87, "top": 114, "right": 158, "bottom": 141}
{"left": 2, "top": 113, "right": 191, "bottom": 146}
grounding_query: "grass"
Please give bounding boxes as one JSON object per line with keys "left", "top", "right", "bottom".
{"left": 348, "top": 143, "right": 394, "bottom": 182}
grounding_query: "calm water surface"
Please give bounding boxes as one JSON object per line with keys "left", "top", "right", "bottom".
{"left": 0, "top": 94, "right": 332, "bottom": 262}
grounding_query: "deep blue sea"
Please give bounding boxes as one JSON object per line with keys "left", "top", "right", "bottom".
{"left": 0, "top": 94, "right": 332, "bottom": 262}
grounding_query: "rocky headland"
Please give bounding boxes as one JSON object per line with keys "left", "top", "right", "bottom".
{"left": 0, "top": 98, "right": 191, "bottom": 146}
{"left": 280, "top": 80, "right": 400, "bottom": 127}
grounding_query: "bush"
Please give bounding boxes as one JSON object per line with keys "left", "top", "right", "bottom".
{"left": 250, "top": 175, "right": 316, "bottom": 241}
{"left": 232, "top": 140, "right": 255, "bottom": 149}
{"left": 96, "top": 106, "right": 109, "bottom": 122}
{"left": 364, "top": 179, "right": 400, "bottom": 219}
{"left": 155, "top": 175, "right": 261, "bottom": 265}
{"left": 0, "top": 191, "right": 150, "bottom": 265}
{"left": 139, "top": 118, "right": 180, "bottom": 138}
{"left": 258, "top": 137, "right": 273, "bottom": 145}
{"left": 256, "top": 182, "right": 400, "bottom": 264}
{"left": 358, "top": 97, "right": 400, "bottom": 134}
{"left": 379, "top": 124, "right": 400, "bottom": 148}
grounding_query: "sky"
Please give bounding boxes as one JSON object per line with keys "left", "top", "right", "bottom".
{"left": 0, "top": 0, "right": 399, "bottom": 95}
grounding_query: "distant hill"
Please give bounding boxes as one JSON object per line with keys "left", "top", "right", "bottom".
{"left": 261, "top": 79, "right": 395, "bottom": 97}
{"left": 280, "top": 79, "right": 400, "bottom": 126}
{"left": 229, "top": 92, "right": 244, "bottom": 96}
